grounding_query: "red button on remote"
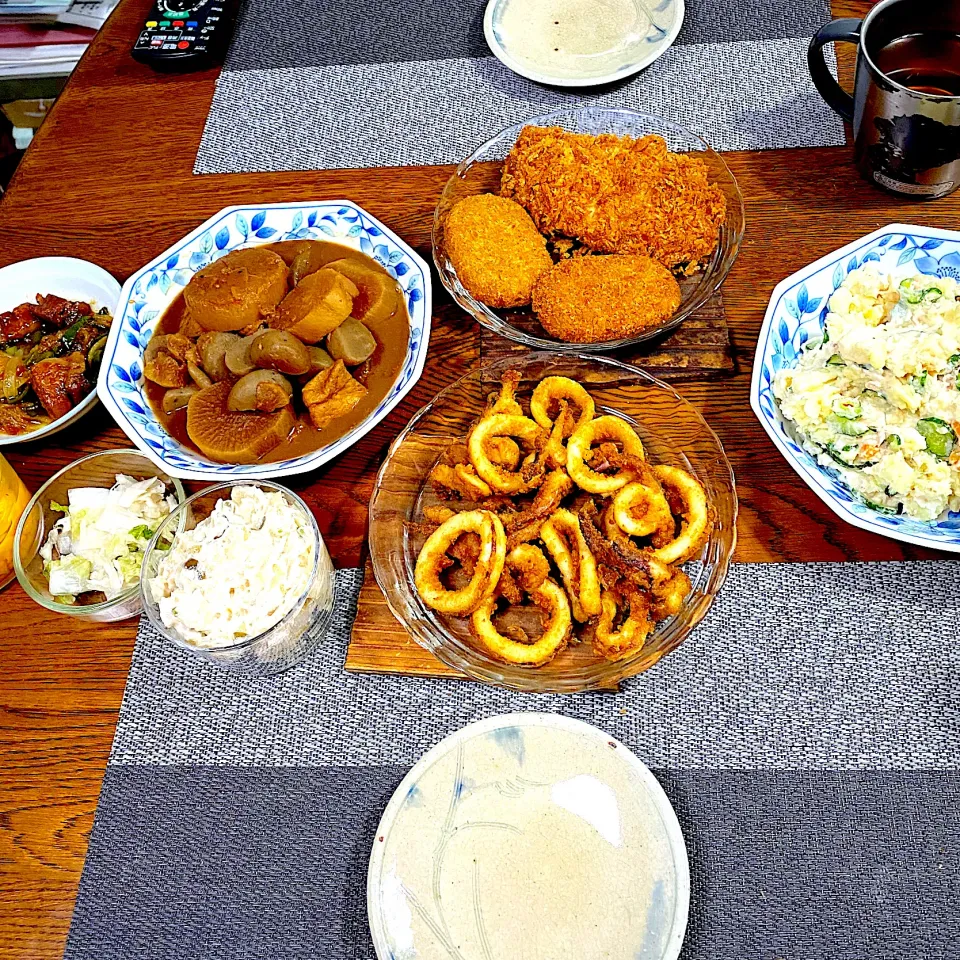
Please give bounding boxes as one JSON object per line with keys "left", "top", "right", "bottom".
{"left": 177, "top": 40, "right": 190, "bottom": 48}
{"left": 172, "top": 19, "right": 184, "bottom": 26}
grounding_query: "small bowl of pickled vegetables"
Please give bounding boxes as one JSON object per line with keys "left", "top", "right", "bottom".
{"left": 0, "top": 256, "right": 121, "bottom": 443}
{"left": 13, "top": 449, "right": 186, "bottom": 621}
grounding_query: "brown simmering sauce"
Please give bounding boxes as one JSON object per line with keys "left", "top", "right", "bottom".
{"left": 144, "top": 240, "right": 410, "bottom": 464}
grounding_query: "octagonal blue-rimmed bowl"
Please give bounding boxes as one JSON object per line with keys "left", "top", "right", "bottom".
{"left": 97, "top": 201, "right": 431, "bottom": 481}
{"left": 750, "top": 222, "right": 960, "bottom": 553}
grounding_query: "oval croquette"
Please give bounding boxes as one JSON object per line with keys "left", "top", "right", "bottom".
{"left": 532, "top": 255, "right": 682, "bottom": 343}
{"left": 445, "top": 194, "right": 552, "bottom": 309}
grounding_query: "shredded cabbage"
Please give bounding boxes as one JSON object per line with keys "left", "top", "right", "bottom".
{"left": 41, "top": 474, "right": 176, "bottom": 602}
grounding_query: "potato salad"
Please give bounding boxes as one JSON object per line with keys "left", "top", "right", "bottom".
{"left": 147, "top": 484, "right": 316, "bottom": 647}
{"left": 773, "top": 266, "right": 960, "bottom": 521}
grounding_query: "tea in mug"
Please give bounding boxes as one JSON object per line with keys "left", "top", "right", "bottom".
{"left": 874, "top": 32, "right": 960, "bottom": 97}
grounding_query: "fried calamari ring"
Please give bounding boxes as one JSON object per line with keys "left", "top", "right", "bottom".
{"left": 471, "top": 578, "right": 571, "bottom": 665}
{"left": 530, "top": 376, "right": 595, "bottom": 434}
{"left": 566, "top": 415, "right": 645, "bottom": 495}
{"left": 612, "top": 479, "right": 674, "bottom": 539}
{"left": 468, "top": 413, "right": 545, "bottom": 494}
{"left": 540, "top": 508, "right": 601, "bottom": 621}
{"left": 592, "top": 502, "right": 675, "bottom": 587}
{"left": 649, "top": 465, "right": 711, "bottom": 565}
{"left": 497, "top": 543, "right": 550, "bottom": 604}
{"left": 594, "top": 590, "right": 653, "bottom": 661}
{"left": 651, "top": 567, "right": 692, "bottom": 621}
{"left": 415, "top": 510, "right": 506, "bottom": 615}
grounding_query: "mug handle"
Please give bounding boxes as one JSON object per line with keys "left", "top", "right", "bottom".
{"left": 807, "top": 18, "right": 862, "bottom": 122}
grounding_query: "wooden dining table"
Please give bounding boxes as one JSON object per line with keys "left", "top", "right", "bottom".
{"left": 1, "top": 0, "right": 956, "bottom": 955}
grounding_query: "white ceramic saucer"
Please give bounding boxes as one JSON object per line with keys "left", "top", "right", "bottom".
{"left": 484, "top": 0, "right": 685, "bottom": 88}
{"left": 367, "top": 713, "right": 690, "bottom": 960}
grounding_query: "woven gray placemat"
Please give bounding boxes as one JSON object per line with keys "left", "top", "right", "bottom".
{"left": 63, "top": 561, "right": 960, "bottom": 959}
{"left": 194, "top": 0, "right": 845, "bottom": 174}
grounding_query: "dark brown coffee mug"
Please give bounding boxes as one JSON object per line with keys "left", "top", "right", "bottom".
{"left": 809, "top": 0, "right": 960, "bottom": 200}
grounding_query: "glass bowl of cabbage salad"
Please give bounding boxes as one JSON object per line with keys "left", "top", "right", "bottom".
{"left": 140, "top": 481, "right": 335, "bottom": 675}
{"left": 13, "top": 449, "right": 186, "bottom": 622}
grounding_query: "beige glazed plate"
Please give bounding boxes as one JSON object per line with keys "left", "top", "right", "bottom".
{"left": 367, "top": 713, "right": 690, "bottom": 960}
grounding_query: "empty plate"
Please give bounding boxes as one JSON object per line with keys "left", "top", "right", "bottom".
{"left": 484, "top": 0, "right": 685, "bottom": 87}
{"left": 367, "top": 713, "right": 690, "bottom": 960}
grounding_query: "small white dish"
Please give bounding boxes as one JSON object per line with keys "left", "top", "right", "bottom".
{"left": 368, "top": 713, "right": 690, "bottom": 960}
{"left": 0, "top": 256, "right": 121, "bottom": 446}
{"left": 97, "top": 201, "right": 431, "bottom": 481}
{"left": 751, "top": 223, "right": 960, "bottom": 551}
{"left": 484, "top": 0, "right": 684, "bottom": 88}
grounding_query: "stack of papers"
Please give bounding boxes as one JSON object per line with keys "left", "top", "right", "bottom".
{"left": 56, "top": 0, "right": 117, "bottom": 29}
{"left": 0, "top": 21, "right": 94, "bottom": 76}
{"left": 0, "top": 0, "right": 114, "bottom": 78}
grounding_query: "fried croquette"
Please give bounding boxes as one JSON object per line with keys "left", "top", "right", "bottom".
{"left": 501, "top": 126, "right": 726, "bottom": 271}
{"left": 445, "top": 194, "right": 553, "bottom": 308}
{"left": 532, "top": 255, "right": 681, "bottom": 343}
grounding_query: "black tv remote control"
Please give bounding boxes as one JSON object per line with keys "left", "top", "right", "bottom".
{"left": 132, "top": 0, "right": 238, "bottom": 71}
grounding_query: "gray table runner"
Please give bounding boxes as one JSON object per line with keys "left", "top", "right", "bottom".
{"left": 195, "top": 0, "right": 845, "bottom": 174}
{"left": 65, "top": 561, "right": 960, "bottom": 959}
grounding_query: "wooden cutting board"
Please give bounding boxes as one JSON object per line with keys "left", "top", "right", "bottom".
{"left": 345, "top": 557, "right": 467, "bottom": 680}
{"left": 346, "top": 557, "right": 620, "bottom": 691}
{"left": 345, "top": 299, "right": 732, "bottom": 685}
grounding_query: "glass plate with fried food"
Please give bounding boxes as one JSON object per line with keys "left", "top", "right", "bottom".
{"left": 369, "top": 353, "right": 737, "bottom": 693}
{"left": 433, "top": 107, "right": 745, "bottom": 353}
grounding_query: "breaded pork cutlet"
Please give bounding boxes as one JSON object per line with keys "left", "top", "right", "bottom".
{"left": 532, "top": 255, "right": 681, "bottom": 343}
{"left": 500, "top": 126, "right": 726, "bottom": 271}
{"left": 444, "top": 194, "right": 552, "bottom": 308}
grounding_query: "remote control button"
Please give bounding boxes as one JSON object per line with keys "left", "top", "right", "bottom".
{"left": 159, "top": 19, "right": 170, "bottom": 25}
{"left": 186, "top": 20, "right": 198, "bottom": 26}
{"left": 146, "top": 19, "right": 158, "bottom": 26}
{"left": 177, "top": 40, "right": 190, "bottom": 48}
{"left": 172, "top": 19, "right": 184, "bottom": 26}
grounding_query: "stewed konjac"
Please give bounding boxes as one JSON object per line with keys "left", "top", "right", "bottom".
{"left": 143, "top": 241, "right": 410, "bottom": 464}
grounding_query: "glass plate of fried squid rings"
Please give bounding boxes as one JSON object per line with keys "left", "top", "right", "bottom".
{"left": 369, "top": 353, "right": 737, "bottom": 693}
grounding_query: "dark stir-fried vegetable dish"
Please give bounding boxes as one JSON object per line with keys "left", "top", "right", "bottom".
{"left": 0, "top": 294, "right": 112, "bottom": 435}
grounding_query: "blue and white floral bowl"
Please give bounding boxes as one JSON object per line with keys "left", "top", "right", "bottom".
{"left": 97, "top": 201, "right": 431, "bottom": 480}
{"left": 751, "top": 223, "right": 960, "bottom": 553}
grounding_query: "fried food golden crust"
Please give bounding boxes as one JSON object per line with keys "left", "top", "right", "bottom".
{"left": 612, "top": 477, "right": 674, "bottom": 540}
{"left": 500, "top": 126, "right": 726, "bottom": 270}
{"left": 414, "top": 510, "right": 506, "bottom": 616}
{"left": 566, "top": 415, "right": 645, "bottom": 495}
{"left": 445, "top": 194, "right": 553, "bottom": 309}
{"left": 412, "top": 370, "right": 716, "bottom": 670}
{"left": 530, "top": 376, "right": 595, "bottom": 433}
{"left": 468, "top": 413, "right": 545, "bottom": 494}
{"left": 595, "top": 590, "right": 653, "bottom": 660}
{"left": 540, "top": 508, "right": 601, "bottom": 621}
{"left": 471, "top": 578, "right": 571, "bottom": 665}
{"left": 649, "top": 465, "right": 712, "bottom": 565}
{"left": 428, "top": 462, "right": 494, "bottom": 500}
{"left": 532, "top": 255, "right": 681, "bottom": 343}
